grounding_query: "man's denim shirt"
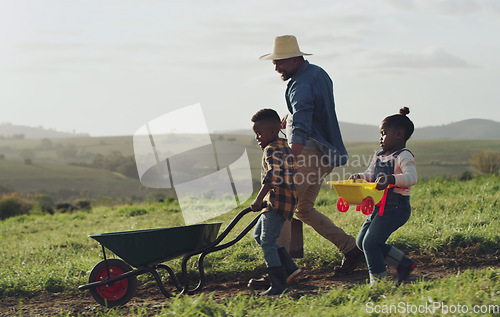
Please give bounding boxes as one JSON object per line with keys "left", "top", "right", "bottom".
{"left": 285, "top": 60, "right": 348, "bottom": 167}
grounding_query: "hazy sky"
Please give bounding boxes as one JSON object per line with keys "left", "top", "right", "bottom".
{"left": 1, "top": 0, "right": 499, "bottom": 136}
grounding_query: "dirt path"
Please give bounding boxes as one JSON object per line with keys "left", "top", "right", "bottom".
{"left": 1, "top": 253, "right": 499, "bottom": 316}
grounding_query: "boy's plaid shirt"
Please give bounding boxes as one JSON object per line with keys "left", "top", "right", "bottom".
{"left": 261, "top": 138, "right": 298, "bottom": 220}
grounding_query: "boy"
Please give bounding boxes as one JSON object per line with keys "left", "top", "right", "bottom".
{"left": 250, "top": 108, "right": 301, "bottom": 296}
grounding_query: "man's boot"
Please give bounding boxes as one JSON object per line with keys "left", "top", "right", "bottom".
{"left": 247, "top": 274, "right": 270, "bottom": 289}
{"left": 384, "top": 246, "right": 416, "bottom": 285}
{"left": 333, "top": 247, "right": 365, "bottom": 276}
{"left": 260, "top": 266, "right": 288, "bottom": 296}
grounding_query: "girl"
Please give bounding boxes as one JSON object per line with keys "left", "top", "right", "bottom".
{"left": 351, "top": 107, "right": 417, "bottom": 285}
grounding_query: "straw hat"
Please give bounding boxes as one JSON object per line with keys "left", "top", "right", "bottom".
{"left": 259, "top": 35, "right": 312, "bottom": 60}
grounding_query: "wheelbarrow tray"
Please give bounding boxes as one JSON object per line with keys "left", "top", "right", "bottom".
{"left": 90, "top": 222, "right": 222, "bottom": 268}
{"left": 328, "top": 180, "right": 384, "bottom": 205}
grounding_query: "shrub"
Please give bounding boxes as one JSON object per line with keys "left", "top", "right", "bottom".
{"left": 458, "top": 170, "right": 474, "bottom": 181}
{"left": 55, "top": 203, "right": 75, "bottom": 213}
{"left": 146, "top": 192, "right": 167, "bottom": 203}
{"left": 33, "top": 194, "right": 55, "bottom": 214}
{"left": 74, "top": 199, "right": 91, "bottom": 210}
{"left": 0, "top": 193, "right": 33, "bottom": 220}
{"left": 19, "top": 148, "right": 35, "bottom": 163}
{"left": 118, "top": 206, "right": 148, "bottom": 217}
{"left": 470, "top": 150, "right": 500, "bottom": 175}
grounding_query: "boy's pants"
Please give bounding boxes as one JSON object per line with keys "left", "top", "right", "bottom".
{"left": 279, "top": 150, "right": 356, "bottom": 254}
{"left": 254, "top": 210, "right": 285, "bottom": 267}
{"left": 356, "top": 195, "right": 411, "bottom": 274}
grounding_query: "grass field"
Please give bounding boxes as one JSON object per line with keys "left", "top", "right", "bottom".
{"left": 0, "top": 175, "right": 499, "bottom": 316}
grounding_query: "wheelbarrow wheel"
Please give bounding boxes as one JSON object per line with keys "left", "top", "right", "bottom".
{"left": 337, "top": 197, "right": 349, "bottom": 212}
{"left": 88, "top": 258, "right": 137, "bottom": 308}
{"left": 360, "top": 197, "right": 374, "bottom": 215}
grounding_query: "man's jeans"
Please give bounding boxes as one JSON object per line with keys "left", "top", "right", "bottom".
{"left": 356, "top": 194, "right": 411, "bottom": 274}
{"left": 254, "top": 210, "right": 285, "bottom": 267}
{"left": 280, "top": 150, "right": 357, "bottom": 254}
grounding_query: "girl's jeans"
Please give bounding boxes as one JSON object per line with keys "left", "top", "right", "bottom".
{"left": 254, "top": 211, "right": 285, "bottom": 268}
{"left": 356, "top": 194, "right": 411, "bottom": 274}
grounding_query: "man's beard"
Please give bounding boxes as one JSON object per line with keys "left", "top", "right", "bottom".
{"left": 281, "top": 72, "right": 291, "bottom": 81}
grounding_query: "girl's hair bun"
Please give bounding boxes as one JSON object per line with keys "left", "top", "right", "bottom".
{"left": 399, "top": 107, "right": 410, "bottom": 116}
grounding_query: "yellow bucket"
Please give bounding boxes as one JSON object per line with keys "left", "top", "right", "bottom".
{"left": 328, "top": 179, "right": 384, "bottom": 205}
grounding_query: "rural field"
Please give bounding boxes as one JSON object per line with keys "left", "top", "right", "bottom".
{"left": 1, "top": 135, "right": 499, "bottom": 202}
{"left": 0, "top": 172, "right": 499, "bottom": 316}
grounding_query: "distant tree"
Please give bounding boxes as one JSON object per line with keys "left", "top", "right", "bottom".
{"left": 116, "top": 156, "right": 138, "bottom": 178}
{"left": 39, "top": 138, "right": 53, "bottom": 150}
{"left": 19, "top": 149, "right": 35, "bottom": 164}
{"left": 33, "top": 194, "right": 55, "bottom": 214}
{"left": 470, "top": 150, "right": 500, "bottom": 175}
{"left": 90, "top": 151, "right": 137, "bottom": 178}
{"left": 92, "top": 153, "right": 105, "bottom": 167}
{"left": 12, "top": 134, "right": 25, "bottom": 140}
{"left": 56, "top": 143, "right": 78, "bottom": 160}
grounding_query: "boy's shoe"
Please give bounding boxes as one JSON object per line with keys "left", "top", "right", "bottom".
{"left": 396, "top": 258, "right": 416, "bottom": 285}
{"left": 248, "top": 268, "right": 303, "bottom": 289}
{"left": 334, "top": 247, "right": 365, "bottom": 276}
{"left": 260, "top": 266, "right": 288, "bottom": 297}
{"left": 248, "top": 247, "right": 303, "bottom": 289}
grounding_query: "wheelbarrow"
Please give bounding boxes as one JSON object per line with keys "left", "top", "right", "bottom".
{"left": 78, "top": 205, "right": 262, "bottom": 307}
{"left": 328, "top": 180, "right": 401, "bottom": 216}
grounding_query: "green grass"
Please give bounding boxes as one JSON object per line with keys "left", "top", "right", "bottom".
{"left": 0, "top": 176, "right": 498, "bottom": 305}
{"left": 91, "top": 269, "right": 499, "bottom": 316}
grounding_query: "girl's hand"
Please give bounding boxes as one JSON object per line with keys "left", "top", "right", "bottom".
{"left": 375, "top": 174, "right": 395, "bottom": 190}
{"left": 349, "top": 174, "right": 361, "bottom": 182}
{"left": 281, "top": 114, "right": 288, "bottom": 129}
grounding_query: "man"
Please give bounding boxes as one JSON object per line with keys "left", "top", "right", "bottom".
{"left": 259, "top": 35, "right": 364, "bottom": 277}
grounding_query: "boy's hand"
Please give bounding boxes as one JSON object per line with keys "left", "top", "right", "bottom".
{"left": 375, "top": 174, "right": 395, "bottom": 190}
{"left": 251, "top": 198, "right": 263, "bottom": 212}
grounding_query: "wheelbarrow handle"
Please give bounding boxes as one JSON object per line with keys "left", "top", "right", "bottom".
{"left": 179, "top": 202, "right": 266, "bottom": 294}
{"left": 206, "top": 202, "right": 267, "bottom": 245}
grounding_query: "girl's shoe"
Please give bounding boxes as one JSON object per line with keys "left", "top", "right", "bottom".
{"left": 396, "top": 258, "right": 416, "bottom": 285}
{"left": 369, "top": 271, "right": 388, "bottom": 285}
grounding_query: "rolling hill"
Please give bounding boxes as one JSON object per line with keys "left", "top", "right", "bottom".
{"left": 0, "top": 123, "right": 89, "bottom": 139}
{"left": 328, "top": 119, "right": 500, "bottom": 141}
{"left": 219, "top": 119, "right": 500, "bottom": 142}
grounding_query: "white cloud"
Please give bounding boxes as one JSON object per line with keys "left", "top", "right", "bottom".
{"left": 385, "top": 0, "right": 500, "bottom": 16}
{"left": 368, "top": 47, "right": 477, "bottom": 70}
